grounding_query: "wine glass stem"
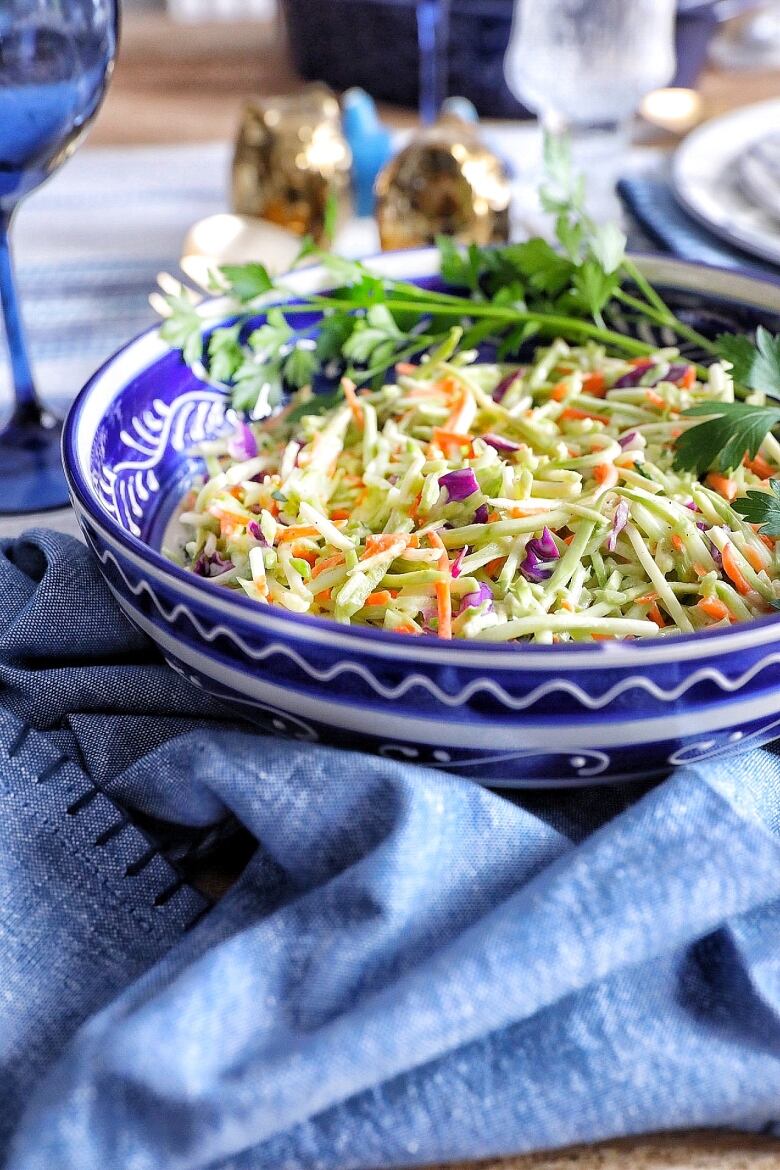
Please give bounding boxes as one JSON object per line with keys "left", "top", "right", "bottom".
{"left": 0, "top": 210, "right": 39, "bottom": 426}
{"left": 417, "top": 0, "right": 449, "bottom": 124}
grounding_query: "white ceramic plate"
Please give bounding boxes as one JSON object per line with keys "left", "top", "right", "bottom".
{"left": 672, "top": 97, "right": 780, "bottom": 265}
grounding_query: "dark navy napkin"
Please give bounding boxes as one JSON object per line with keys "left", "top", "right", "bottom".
{"left": 2, "top": 529, "right": 780, "bottom": 1169}
{"left": 619, "top": 176, "right": 780, "bottom": 279}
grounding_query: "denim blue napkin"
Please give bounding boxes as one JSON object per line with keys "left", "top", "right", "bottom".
{"left": 618, "top": 176, "right": 780, "bottom": 279}
{"left": 2, "top": 529, "right": 780, "bottom": 1169}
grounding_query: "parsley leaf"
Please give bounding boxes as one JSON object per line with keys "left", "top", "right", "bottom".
{"left": 342, "top": 304, "right": 403, "bottom": 367}
{"left": 717, "top": 326, "right": 780, "bottom": 400}
{"left": 248, "top": 308, "right": 293, "bottom": 356}
{"left": 571, "top": 258, "right": 621, "bottom": 319}
{"left": 219, "top": 263, "right": 273, "bottom": 303}
{"left": 733, "top": 478, "right": 780, "bottom": 536}
{"left": 436, "top": 236, "right": 484, "bottom": 292}
{"left": 207, "top": 323, "right": 244, "bottom": 383}
{"left": 673, "top": 401, "right": 780, "bottom": 474}
{"left": 283, "top": 344, "right": 318, "bottom": 389}
{"left": 159, "top": 297, "right": 203, "bottom": 366}
{"left": 315, "top": 314, "right": 357, "bottom": 363}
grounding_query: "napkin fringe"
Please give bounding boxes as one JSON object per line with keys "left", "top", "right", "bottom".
{"left": 2, "top": 711, "right": 209, "bottom": 935}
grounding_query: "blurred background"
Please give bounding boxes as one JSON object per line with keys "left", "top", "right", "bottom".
{"left": 6, "top": 0, "right": 780, "bottom": 495}
{"left": 106, "top": 0, "right": 777, "bottom": 143}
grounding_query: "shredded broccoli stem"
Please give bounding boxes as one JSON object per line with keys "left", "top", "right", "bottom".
{"left": 167, "top": 340, "right": 780, "bottom": 642}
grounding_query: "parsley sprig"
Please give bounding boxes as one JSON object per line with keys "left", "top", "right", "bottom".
{"left": 154, "top": 136, "right": 780, "bottom": 476}
{"left": 734, "top": 478, "right": 780, "bottom": 535}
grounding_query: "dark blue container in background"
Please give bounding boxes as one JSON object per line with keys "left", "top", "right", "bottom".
{"left": 280, "top": 0, "right": 719, "bottom": 118}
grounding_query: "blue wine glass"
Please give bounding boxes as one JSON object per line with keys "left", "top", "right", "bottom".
{"left": 0, "top": 0, "right": 118, "bottom": 515}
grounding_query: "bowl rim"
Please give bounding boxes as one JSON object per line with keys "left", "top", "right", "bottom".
{"left": 63, "top": 246, "right": 780, "bottom": 670}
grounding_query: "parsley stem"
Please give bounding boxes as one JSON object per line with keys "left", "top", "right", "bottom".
{"left": 612, "top": 288, "right": 718, "bottom": 356}
{"left": 298, "top": 296, "right": 657, "bottom": 357}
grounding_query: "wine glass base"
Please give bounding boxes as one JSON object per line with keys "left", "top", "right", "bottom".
{"left": 0, "top": 416, "right": 69, "bottom": 514}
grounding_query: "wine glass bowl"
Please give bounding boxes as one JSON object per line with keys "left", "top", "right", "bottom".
{"left": 0, "top": 0, "right": 118, "bottom": 514}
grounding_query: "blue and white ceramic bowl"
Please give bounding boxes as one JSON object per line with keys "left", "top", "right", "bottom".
{"left": 63, "top": 249, "right": 780, "bottom": 787}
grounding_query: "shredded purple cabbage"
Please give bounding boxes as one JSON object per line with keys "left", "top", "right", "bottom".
{"left": 193, "top": 551, "right": 234, "bottom": 578}
{"left": 527, "top": 527, "right": 559, "bottom": 561}
{"left": 519, "top": 547, "right": 554, "bottom": 583}
{"left": 450, "top": 546, "right": 468, "bottom": 578}
{"left": 614, "top": 362, "right": 692, "bottom": 390}
{"left": 618, "top": 431, "right": 638, "bottom": 449}
{"left": 439, "top": 468, "right": 479, "bottom": 501}
{"left": 457, "top": 583, "right": 493, "bottom": 615}
{"left": 607, "top": 500, "right": 629, "bottom": 553}
{"left": 613, "top": 363, "right": 653, "bottom": 388}
{"left": 227, "top": 422, "right": 258, "bottom": 462}
{"left": 482, "top": 432, "right": 522, "bottom": 453}
{"left": 493, "top": 371, "right": 522, "bottom": 403}
{"left": 473, "top": 503, "right": 489, "bottom": 525}
{"left": 659, "top": 364, "right": 690, "bottom": 385}
{"left": 247, "top": 520, "right": 268, "bottom": 545}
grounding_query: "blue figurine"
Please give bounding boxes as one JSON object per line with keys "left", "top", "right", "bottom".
{"left": 342, "top": 87, "right": 394, "bottom": 217}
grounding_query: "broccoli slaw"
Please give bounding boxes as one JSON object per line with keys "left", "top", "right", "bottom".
{"left": 165, "top": 339, "right": 780, "bottom": 643}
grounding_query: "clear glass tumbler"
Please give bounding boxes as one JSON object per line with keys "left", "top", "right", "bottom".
{"left": 504, "top": 0, "right": 676, "bottom": 213}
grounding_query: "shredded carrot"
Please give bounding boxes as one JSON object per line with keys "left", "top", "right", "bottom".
{"left": 429, "top": 429, "right": 474, "bottom": 458}
{"left": 425, "top": 530, "right": 453, "bottom": 638}
{"left": 443, "top": 386, "right": 470, "bottom": 432}
{"left": 593, "top": 463, "right": 619, "bottom": 490}
{"left": 693, "top": 562, "right": 710, "bottom": 578}
{"left": 329, "top": 508, "right": 351, "bottom": 521}
{"left": 629, "top": 357, "right": 653, "bottom": 368}
{"left": 645, "top": 388, "right": 666, "bottom": 409}
{"left": 563, "top": 534, "right": 575, "bottom": 545}
{"left": 636, "top": 592, "right": 660, "bottom": 606}
{"left": 484, "top": 557, "right": 506, "bottom": 577}
{"left": 395, "top": 362, "right": 418, "bottom": 375}
{"left": 427, "top": 528, "right": 450, "bottom": 573}
{"left": 363, "top": 533, "right": 410, "bottom": 557}
{"left": 760, "top": 533, "right": 776, "bottom": 550}
{"left": 342, "top": 377, "right": 364, "bottom": 430}
{"left": 582, "top": 371, "right": 606, "bottom": 397}
{"left": 365, "top": 590, "right": 392, "bottom": 607}
{"left": 671, "top": 534, "right": 685, "bottom": 553}
{"left": 721, "top": 541, "right": 751, "bottom": 595}
{"left": 277, "top": 525, "right": 320, "bottom": 543}
{"left": 560, "top": 406, "right": 610, "bottom": 425}
{"left": 395, "top": 622, "right": 418, "bottom": 635}
{"left": 434, "top": 580, "right": 452, "bottom": 639}
{"left": 209, "top": 504, "right": 251, "bottom": 527}
{"left": 742, "top": 544, "right": 767, "bottom": 573}
{"left": 648, "top": 603, "right": 666, "bottom": 628}
{"left": 315, "top": 589, "right": 332, "bottom": 603}
{"left": 745, "top": 453, "right": 774, "bottom": 480}
{"left": 311, "top": 553, "right": 345, "bottom": 579}
{"left": 550, "top": 381, "right": 569, "bottom": 402}
{"left": 697, "top": 596, "right": 731, "bottom": 622}
{"left": 291, "top": 546, "right": 317, "bottom": 565}
{"left": 679, "top": 366, "right": 696, "bottom": 389}
{"left": 705, "top": 473, "right": 737, "bottom": 502}
{"left": 591, "top": 633, "right": 615, "bottom": 640}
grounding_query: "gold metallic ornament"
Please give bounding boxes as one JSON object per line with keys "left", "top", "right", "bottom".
{"left": 232, "top": 85, "right": 352, "bottom": 245}
{"left": 375, "top": 112, "right": 511, "bottom": 251}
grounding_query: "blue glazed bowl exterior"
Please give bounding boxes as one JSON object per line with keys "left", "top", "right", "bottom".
{"left": 63, "top": 250, "right": 780, "bottom": 786}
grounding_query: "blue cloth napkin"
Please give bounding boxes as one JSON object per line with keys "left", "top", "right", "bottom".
{"left": 2, "top": 529, "right": 780, "bottom": 1169}
{"left": 619, "top": 176, "right": 780, "bottom": 279}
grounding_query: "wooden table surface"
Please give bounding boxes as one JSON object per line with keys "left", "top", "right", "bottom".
{"left": 22, "top": 10, "right": 780, "bottom": 1168}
